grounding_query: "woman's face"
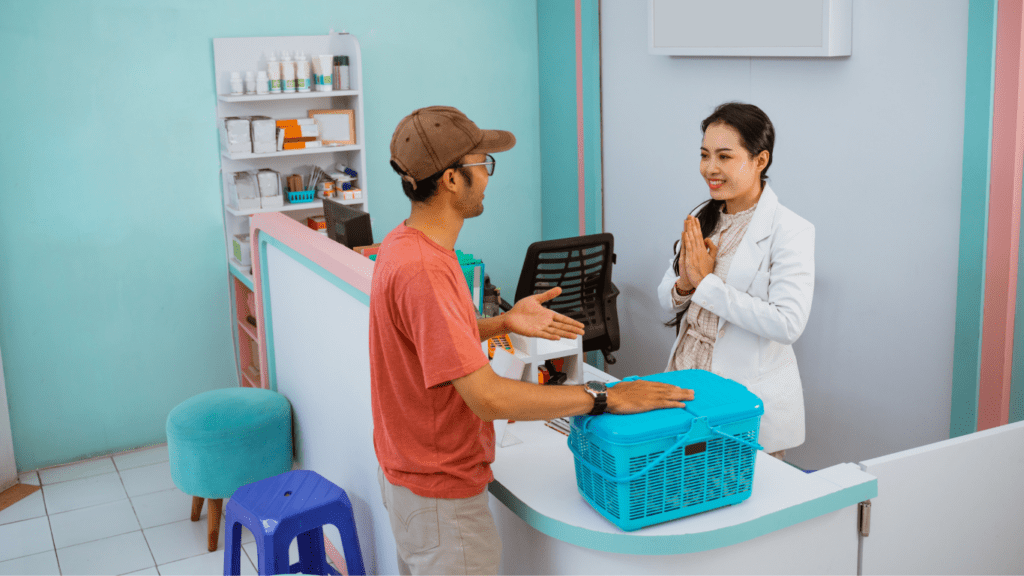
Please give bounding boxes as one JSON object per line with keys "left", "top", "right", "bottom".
{"left": 700, "top": 122, "right": 768, "bottom": 212}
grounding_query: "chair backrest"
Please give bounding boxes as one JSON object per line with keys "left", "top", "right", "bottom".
{"left": 514, "top": 233, "right": 620, "bottom": 362}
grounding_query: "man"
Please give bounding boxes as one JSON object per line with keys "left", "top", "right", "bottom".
{"left": 369, "top": 106, "right": 693, "bottom": 575}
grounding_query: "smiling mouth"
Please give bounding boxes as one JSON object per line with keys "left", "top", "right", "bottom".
{"left": 708, "top": 179, "right": 725, "bottom": 188}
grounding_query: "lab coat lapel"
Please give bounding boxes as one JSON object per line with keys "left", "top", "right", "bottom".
{"left": 718, "top": 185, "right": 777, "bottom": 329}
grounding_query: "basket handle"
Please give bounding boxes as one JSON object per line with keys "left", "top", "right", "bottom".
{"left": 710, "top": 427, "right": 763, "bottom": 452}
{"left": 568, "top": 423, "right": 763, "bottom": 484}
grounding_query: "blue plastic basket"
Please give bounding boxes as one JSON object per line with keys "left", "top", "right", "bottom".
{"left": 287, "top": 189, "right": 316, "bottom": 203}
{"left": 568, "top": 370, "right": 764, "bottom": 531}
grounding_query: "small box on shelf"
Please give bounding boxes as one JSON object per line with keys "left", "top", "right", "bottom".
{"left": 232, "top": 234, "right": 251, "bottom": 267}
{"left": 221, "top": 117, "right": 252, "bottom": 154}
{"left": 307, "top": 215, "right": 326, "bottom": 231}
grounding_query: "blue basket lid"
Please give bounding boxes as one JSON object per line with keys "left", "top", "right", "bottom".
{"left": 582, "top": 370, "right": 764, "bottom": 444}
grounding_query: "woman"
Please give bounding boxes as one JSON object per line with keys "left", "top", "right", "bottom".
{"left": 659, "top": 102, "right": 815, "bottom": 458}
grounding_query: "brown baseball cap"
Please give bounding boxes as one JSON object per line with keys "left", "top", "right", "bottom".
{"left": 390, "top": 106, "right": 516, "bottom": 188}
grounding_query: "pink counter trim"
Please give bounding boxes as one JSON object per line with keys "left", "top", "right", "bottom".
{"left": 980, "top": 0, "right": 1024, "bottom": 431}
{"left": 576, "top": 0, "right": 586, "bottom": 236}
{"left": 250, "top": 212, "right": 374, "bottom": 389}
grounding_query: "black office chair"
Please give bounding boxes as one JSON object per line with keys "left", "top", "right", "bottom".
{"left": 513, "top": 233, "right": 620, "bottom": 364}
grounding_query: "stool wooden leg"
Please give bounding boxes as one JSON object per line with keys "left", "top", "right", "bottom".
{"left": 207, "top": 498, "right": 223, "bottom": 552}
{"left": 191, "top": 496, "right": 204, "bottom": 522}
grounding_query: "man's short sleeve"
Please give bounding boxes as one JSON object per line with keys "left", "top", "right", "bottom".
{"left": 394, "top": 266, "right": 488, "bottom": 389}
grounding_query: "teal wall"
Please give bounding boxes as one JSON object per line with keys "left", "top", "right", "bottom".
{"left": 950, "top": 0, "right": 998, "bottom": 437}
{"left": 0, "top": 0, "right": 542, "bottom": 471}
{"left": 537, "top": 0, "right": 603, "bottom": 240}
{"left": 536, "top": 0, "right": 604, "bottom": 370}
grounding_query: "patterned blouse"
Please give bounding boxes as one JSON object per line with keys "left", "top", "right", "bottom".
{"left": 668, "top": 203, "right": 757, "bottom": 372}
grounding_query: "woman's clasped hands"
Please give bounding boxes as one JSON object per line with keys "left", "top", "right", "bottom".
{"left": 677, "top": 215, "right": 718, "bottom": 292}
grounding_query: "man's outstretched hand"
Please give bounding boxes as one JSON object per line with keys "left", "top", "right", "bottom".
{"left": 504, "top": 287, "right": 586, "bottom": 341}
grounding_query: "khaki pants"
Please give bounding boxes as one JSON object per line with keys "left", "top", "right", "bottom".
{"left": 377, "top": 468, "right": 502, "bottom": 575}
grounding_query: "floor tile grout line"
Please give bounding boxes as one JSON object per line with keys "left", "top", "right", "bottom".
{"left": 47, "top": 500, "right": 150, "bottom": 552}
{"left": 41, "top": 459, "right": 171, "bottom": 489}
{"left": 28, "top": 449, "right": 170, "bottom": 487}
{"left": 40, "top": 485, "right": 63, "bottom": 576}
{"left": 35, "top": 456, "right": 117, "bottom": 486}
{"left": 117, "top": 465, "right": 160, "bottom": 574}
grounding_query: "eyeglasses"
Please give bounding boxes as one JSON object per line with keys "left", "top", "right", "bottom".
{"left": 456, "top": 154, "right": 496, "bottom": 176}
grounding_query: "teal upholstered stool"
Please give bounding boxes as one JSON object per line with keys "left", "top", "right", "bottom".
{"left": 166, "top": 387, "right": 292, "bottom": 552}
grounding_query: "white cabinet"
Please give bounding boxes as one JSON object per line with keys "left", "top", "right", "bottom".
{"left": 212, "top": 32, "right": 370, "bottom": 387}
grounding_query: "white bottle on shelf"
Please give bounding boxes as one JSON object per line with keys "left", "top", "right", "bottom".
{"left": 229, "top": 71, "right": 244, "bottom": 95}
{"left": 267, "top": 52, "right": 281, "bottom": 93}
{"left": 295, "top": 51, "right": 311, "bottom": 92}
{"left": 334, "top": 56, "right": 350, "bottom": 91}
{"left": 256, "top": 70, "right": 269, "bottom": 94}
{"left": 244, "top": 71, "right": 257, "bottom": 94}
{"left": 281, "top": 51, "right": 296, "bottom": 93}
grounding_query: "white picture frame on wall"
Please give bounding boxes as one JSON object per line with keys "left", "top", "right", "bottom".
{"left": 648, "top": 0, "right": 852, "bottom": 57}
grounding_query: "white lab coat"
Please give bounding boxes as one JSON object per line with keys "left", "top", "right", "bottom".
{"left": 658, "top": 184, "right": 815, "bottom": 453}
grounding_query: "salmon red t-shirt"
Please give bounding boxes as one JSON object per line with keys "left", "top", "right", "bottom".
{"left": 369, "top": 222, "right": 493, "bottom": 499}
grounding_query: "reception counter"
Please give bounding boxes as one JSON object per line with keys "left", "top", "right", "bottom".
{"left": 248, "top": 212, "right": 1023, "bottom": 575}
{"left": 487, "top": 365, "right": 875, "bottom": 574}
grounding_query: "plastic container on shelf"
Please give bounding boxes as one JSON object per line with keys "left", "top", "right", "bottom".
{"left": 281, "top": 51, "right": 296, "bottom": 93}
{"left": 232, "top": 233, "right": 252, "bottom": 267}
{"left": 333, "top": 55, "right": 349, "bottom": 90}
{"left": 244, "top": 71, "right": 257, "bottom": 94}
{"left": 267, "top": 52, "right": 281, "bottom": 93}
{"left": 288, "top": 189, "right": 316, "bottom": 203}
{"left": 230, "top": 72, "right": 243, "bottom": 95}
{"left": 295, "top": 51, "right": 311, "bottom": 92}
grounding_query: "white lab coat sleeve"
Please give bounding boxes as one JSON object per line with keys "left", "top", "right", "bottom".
{"left": 692, "top": 224, "right": 815, "bottom": 345}
{"left": 658, "top": 257, "right": 691, "bottom": 313}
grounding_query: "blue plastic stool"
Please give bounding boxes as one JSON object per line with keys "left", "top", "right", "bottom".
{"left": 223, "top": 470, "right": 365, "bottom": 576}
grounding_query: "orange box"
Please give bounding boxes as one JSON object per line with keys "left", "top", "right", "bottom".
{"left": 275, "top": 119, "right": 299, "bottom": 128}
{"left": 307, "top": 216, "right": 326, "bottom": 231}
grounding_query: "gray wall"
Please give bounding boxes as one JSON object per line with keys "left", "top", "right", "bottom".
{"left": 601, "top": 0, "right": 968, "bottom": 470}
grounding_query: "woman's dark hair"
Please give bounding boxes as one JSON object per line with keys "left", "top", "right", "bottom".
{"left": 391, "top": 160, "right": 473, "bottom": 203}
{"left": 666, "top": 102, "right": 775, "bottom": 331}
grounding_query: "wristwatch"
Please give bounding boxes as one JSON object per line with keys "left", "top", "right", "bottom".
{"left": 583, "top": 381, "right": 608, "bottom": 416}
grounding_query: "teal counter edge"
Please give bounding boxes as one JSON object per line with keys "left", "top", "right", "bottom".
{"left": 257, "top": 231, "right": 371, "bottom": 392}
{"left": 488, "top": 477, "right": 877, "bottom": 555}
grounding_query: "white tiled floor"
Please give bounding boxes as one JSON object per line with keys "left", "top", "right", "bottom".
{"left": 0, "top": 445, "right": 281, "bottom": 576}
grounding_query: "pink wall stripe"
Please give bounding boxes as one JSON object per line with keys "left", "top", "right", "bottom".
{"left": 250, "top": 212, "right": 374, "bottom": 389}
{"left": 575, "top": 0, "right": 586, "bottom": 236}
{"left": 980, "top": 0, "right": 1024, "bottom": 431}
